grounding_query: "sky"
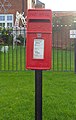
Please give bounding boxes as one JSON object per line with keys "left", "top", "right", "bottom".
{"left": 40, "top": 0, "right": 76, "bottom": 11}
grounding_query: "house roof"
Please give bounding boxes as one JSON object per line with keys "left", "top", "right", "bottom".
{"left": 53, "top": 11, "right": 76, "bottom": 17}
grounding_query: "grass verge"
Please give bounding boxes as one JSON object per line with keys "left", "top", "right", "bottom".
{"left": 0, "top": 71, "right": 76, "bottom": 120}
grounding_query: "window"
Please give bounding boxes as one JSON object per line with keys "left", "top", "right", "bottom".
{"left": 0, "top": 14, "right": 13, "bottom": 27}
{"left": 0, "top": 23, "right": 5, "bottom": 27}
{"left": 7, "top": 23, "right": 12, "bottom": 27}
{"left": 0, "top": 16, "right": 5, "bottom": 21}
{"left": 7, "top": 16, "right": 12, "bottom": 21}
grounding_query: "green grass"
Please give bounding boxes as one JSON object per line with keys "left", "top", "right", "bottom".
{"left": 0, "top": 71, "right": 35, "bottom": 120}
{"left": 43, "top": 72, "right": 76, "bottom": 120}
{"left": 0, "top": 71, "right": 76, "bottom": 120}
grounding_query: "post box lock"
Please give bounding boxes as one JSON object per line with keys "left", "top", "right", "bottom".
{"left": 37, "top": 33, "right": 42, "bottom": 38}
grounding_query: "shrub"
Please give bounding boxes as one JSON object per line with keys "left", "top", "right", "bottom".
{"left": 0, "top": 28, "right": 13, "bottom": 45}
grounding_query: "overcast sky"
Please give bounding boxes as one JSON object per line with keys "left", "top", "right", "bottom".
{"left": 40, "top": 0, "right": 76, "bottom": 11}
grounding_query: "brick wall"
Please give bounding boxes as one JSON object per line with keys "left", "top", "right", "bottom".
{"left": 0, "top": 0, "right": 27, "bottom": 16}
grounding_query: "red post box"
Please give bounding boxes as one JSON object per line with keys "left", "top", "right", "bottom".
{"left": 26, "top": 9, "right": 52, "bottom": 70}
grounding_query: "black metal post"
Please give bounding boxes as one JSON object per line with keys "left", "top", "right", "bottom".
{"left": 35, "top": 70, "right": 42, "bottom": 120}
{"left": 74, "top": 40, "right": 76, "bottom": 73}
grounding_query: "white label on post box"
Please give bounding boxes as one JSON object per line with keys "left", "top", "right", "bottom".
{"left": 33, "top": 39, "right": 44, "bottom": 59}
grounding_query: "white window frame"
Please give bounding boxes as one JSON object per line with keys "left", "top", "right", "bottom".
{"left": 0, "top": 14, "right": 14, "bottom": 28}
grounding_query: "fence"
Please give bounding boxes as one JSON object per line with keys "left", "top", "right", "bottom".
{"left": 0, "top": 25, "right": 75, "bottom": 71}
{"left": 52, "top": 24, "right": 74, "bottom": 72}
{"left": 0, "top": 27, "right": 26, "bottom": 71}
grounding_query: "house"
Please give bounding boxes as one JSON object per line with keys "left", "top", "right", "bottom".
{"left": 53, "top": 11, "right": 76, "bottom": 25}
{"left": 52, "top": 11, "right": 76, "bottom": 49}
{"left": 0, "top": 0, "right": 36, "bottom": 27}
